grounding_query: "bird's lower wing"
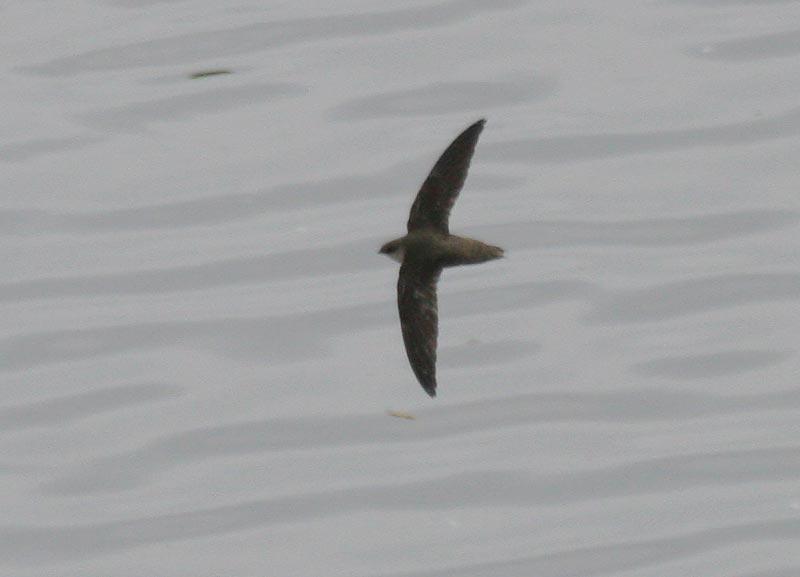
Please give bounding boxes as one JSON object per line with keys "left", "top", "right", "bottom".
{"left": 397, "top": 263, "right": 442, "bottom": 397}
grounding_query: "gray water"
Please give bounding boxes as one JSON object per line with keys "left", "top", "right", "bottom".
{"left": 2, "top": 1, "right": 799, "bottom": 575}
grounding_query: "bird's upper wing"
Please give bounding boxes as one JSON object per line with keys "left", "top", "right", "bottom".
{"left": 407, "top": 119, "right": 486, "bottom": 234}
{"left": 397, "top": 261, "right": 442, "bottom": 397}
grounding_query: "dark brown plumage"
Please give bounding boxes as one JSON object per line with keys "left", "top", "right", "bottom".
{"left": 379, "top": 119, "right": 503, "bottom": 397}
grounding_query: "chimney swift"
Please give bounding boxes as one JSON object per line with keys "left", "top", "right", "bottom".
{"left": 379, "top": 119, "right": 503, "bottom": 397}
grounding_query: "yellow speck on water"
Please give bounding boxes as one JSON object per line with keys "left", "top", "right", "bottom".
{"left": 386, "top": 410, "right": 415, "bottom": 420}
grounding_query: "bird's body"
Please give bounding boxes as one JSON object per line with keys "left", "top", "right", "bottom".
{"left": 382, "top": 230, "right": 502, "bottom": 268}
{"left": 379, "top": 119, "right": 503, "bottom": 397}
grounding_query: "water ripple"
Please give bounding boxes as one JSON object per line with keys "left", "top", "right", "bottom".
{"left": 0, "top": 135, "right": 101, "bottom": 163}
{"left": 331, "top": 79, "right": 555, "bottom": 120}
{"left": 476, "top": 209, "right": 799, "bottom": 248}
{"left": 635, "top": 349, "right": 790, "bottom": 379}
{"left": 22, "top": 0, "right": 524, "bottom": 76}
{"left": 77, "top": 82, "right": 303, "bottom": 132}
{"left": 4, "top": 469, "right": 799, "bottom": 566}
{"left": 40, "top": 388, "right": 800, "bottom": 494}
{"left": 1, "top": 209, "right": 792, "bottom": 303}
{"left": 586, "top": 272, "right": 800, "bottom": 324}
{"left": 439, "top": 339, "right": 540, "bottom": 367}
{"left": 0, "top": 280, "right": 589, "bottom": 371}
{"left": 0, "top": 383, "right": 182, "bottom": 433}
{"left": 690, "top": 29, "right": 800, "bottom": 61}
{"left": 0, "top": 240, "right": 379, "bottom": 302}
{"left": 481, "top": 107, "right": 800, "bottom": 163}
{"left": 673, "top": 0, "right": 798, "bottom": 5}
{"left": 0, "top": 162, "right": 521, "bottom": 234}
{"left": 391, "top": 519, "right": 800, "bottom": 577}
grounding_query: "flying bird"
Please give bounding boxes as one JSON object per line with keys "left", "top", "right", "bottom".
{"left": 379, "top": 119, "right": 503, "bottom": 397}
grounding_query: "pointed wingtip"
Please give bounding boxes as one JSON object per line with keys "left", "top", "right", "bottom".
{"left": 466, "top": 118, "right": 487, "bottom": 139}
{"left": 421, "top": 379, "right": 437, "bottom": 398}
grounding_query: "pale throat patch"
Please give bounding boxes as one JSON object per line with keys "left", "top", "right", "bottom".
{"left": 388, "top": 246, "right": 405, "bottom": 263}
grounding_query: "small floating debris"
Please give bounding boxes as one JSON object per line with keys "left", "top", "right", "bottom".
{"left": 189, "top": 69, "right": 232, "bottom": 79}
{"left": 386, "top": 410, "right": 415, "bottom": 420}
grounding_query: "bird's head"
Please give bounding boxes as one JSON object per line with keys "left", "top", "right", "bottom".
{"left": 378, "top": 239, "right": 405, "bottom": 263}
